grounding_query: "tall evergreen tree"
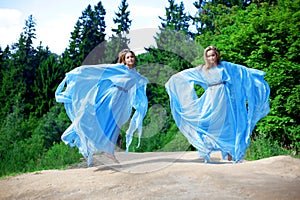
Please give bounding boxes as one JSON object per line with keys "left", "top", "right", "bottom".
{"left": 0, "top": 46, "right": 12, "bottom": 118}
{"left": 65, "top": 21, "right": 82, "bottom": 69}
{"left": 64, "top": 2, "right": 106, "bottom": 67}
{"left": 0, "top": 46, "right": 10, "bottom": 84}
{"left": 0, "top": 15, "right": 59, "bottom": 118}
{"left": 190, "top": 0, "right": 207, "bottom": 35}
{"left": 80, "top": 2, "right": 106, "bottom": 59}
{"left": 33, "top": 47, "right": 62, "bottom": 117}
{"left": 112, "top": 0, "right": 132, "bottom": 35}
{"left": 100, "top": 0, "right": 132, "bottom": 64}
{"left": 151, "top": 0, "right": 200, "bottom": 71}
{"left": 1, "top": 15, "right": 38, "bottom": 117}
{"left": 159, "top": 0, "right": 190, "bottom": 34}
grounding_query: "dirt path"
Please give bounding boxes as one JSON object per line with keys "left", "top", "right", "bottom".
{"left": 1, "top": 151, "right": 299, "bottom": 200}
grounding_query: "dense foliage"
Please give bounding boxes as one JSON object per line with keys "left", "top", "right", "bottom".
{"left": 0, "top": 0, "right": 298, "bottom": 177}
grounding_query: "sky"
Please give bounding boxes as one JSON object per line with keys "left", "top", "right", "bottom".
{"left": 0, "top": 0, "right": 198, "bottom": 54}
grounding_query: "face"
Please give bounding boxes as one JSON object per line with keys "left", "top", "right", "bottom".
{"left": 206, "top": 50, "right": 218, "bottom": 66}
{"left": 124, "top": 52, "right": 135, "bottom": 69}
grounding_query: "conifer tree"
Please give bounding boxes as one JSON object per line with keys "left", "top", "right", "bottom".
{"left": 33, "top": 47, "right": 62, "bottom": 117}
{"left": 152, "top": 0, "right": 200, "bottom": 71}
{"left": 112, "top": 0, "right": 132, "bottom": 35}
{"left": 159, "top": 0, "right": 190, "bottom": 34}
{"left": 101, "top": 0, "right": 132, "bottom": 64}
{"left": 1, "top": 15, "right": 38, "bottom": 117}
{"left": 64, "top": 2, "right": 106, "bottom": 66}
{"left": 1, "top": 15, "right": 60, "bottom": 118}
{"left": 0, "top": 46, "right": 12, "bottom": 118}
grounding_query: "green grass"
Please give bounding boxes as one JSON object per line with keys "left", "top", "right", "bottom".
{"left": 0, "top": 142, "right": 82, "bottom": 178}
{"left": 1, "top": 133, "right": 298, "bottom": 178}
{"left": 245, "top": 134, "right": 293, "bottom": 160}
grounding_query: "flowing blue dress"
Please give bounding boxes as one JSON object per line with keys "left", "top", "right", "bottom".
{"left": 165, "top": 61, "right": 270, "bottom": 162}
{"left": 55, "top": 64, "right": 148, "bottom": 166}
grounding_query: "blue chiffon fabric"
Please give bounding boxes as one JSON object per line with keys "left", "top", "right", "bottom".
{"left": 55, "top": 64, "right": 148, "bottom": 166}
{"left": 165, "top": 61, "right": 270, "bottom": 162}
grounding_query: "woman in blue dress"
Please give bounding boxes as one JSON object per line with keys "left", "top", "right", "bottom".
{"left": 165, "top": 46, "right": 270, "bottom": 163}
{"left": 55, "top": 49, "right": 148, "bottom": 166}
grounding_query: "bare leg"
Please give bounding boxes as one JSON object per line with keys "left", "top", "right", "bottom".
{"left": 228, "top": 153, "right": 232, "bottom": 161}
{"left": 117, "top": 134, "right": 122, "bottom": 149}
{"left": 105, "top": 153, "right": 120, "bottom": 164}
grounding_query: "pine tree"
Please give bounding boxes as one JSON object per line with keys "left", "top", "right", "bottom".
{"left": 64, "top": 2, "right": 107, "bottom": 66}
{"left": 66, "top": 20, "right": 82, "bottom": 68}
{"left": 101, "top": 0, "right": 132, "bottom": 64}
{"left": 159, "top": 0, "right": 190, "bottom": 34}
{"left": 151, "top": 0, "right": 200, "bottom": 71}
{"left": 0, "top": 15, "right": 60, "bottom": 118}
{"left": 0, "top": 46, "right": 10, "bottom": 82}
{"left": 112, "top": 0, "right": 132, "bottom": 35}
{"left": 80, "top": 2, "right": 106, "bottom": 59}
{"left": 33, "top": 47, "right": 62, "bottom": 117}
{"left": 1, "top": 15, "right": 38, "bottom": 117}
{"left": 0, "top": 46, "right": 13, "bottom": 118}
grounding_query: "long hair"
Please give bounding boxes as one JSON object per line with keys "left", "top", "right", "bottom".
{"left": 204, "top": 46, "right": 221, "bottom": 65}
{"left": 117, "top": 49, "right": 136, "bottom": 64}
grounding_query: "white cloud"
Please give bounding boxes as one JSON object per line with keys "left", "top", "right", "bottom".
{"left": 0, "top": 8, "right": 22, "bottom": 26}
{"left": 0, "top": 8, "right": 23, "bottom": 48}
{"left": 35, "top": 13, "right": 78, "bottom": 54}
{"left": 0, "top": 0, "right": 197, "bottom": 54}
{"left": 129, "top": 6, "right": 164, "bottom": 29}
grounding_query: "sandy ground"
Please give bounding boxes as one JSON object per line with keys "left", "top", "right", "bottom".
{"left": 0, "top": 151, "right": 300, "bottom": 200}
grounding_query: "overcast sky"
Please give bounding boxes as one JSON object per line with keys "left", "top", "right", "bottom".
{"left": 0, "top": 0, "right": 197, "bottom": 54}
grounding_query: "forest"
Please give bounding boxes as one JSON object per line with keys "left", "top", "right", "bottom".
{"left": 0, "top": 0, "right": 299, "bottom": 177}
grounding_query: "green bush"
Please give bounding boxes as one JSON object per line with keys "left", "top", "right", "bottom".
{"left": 0, "top": 134, "right": 44, "bottom": 177}
{"left": 40, "top": 142, "right": 82, "bottom": 169}
{"left": 245, "top": 134, "right": 291, "bottom": 160}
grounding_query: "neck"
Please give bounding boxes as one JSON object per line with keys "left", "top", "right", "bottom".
{"left": 126, "top": 65, "right": 135, "bottom": 69}
{"left": 206, "top": 63, "right": 215, "bottom": 69}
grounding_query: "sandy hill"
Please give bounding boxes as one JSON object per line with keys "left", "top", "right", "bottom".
{"left": 1, "top": 151, "right": 299, "bottom": 200}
